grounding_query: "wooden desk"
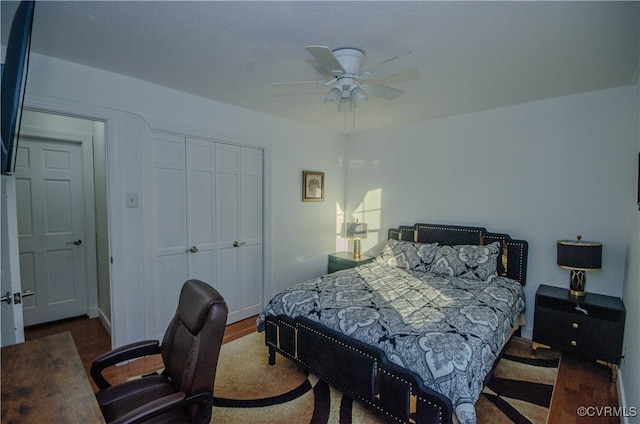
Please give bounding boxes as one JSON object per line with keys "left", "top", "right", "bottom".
{"left": 1, "top": 331, "right": 104, "bottom": 423}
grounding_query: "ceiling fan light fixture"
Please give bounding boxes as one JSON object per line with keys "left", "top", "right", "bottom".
{"left": 324, "top": 87, "right": 342, "bottom": 104}
{"left": 350, "top": 85, "right": 368, "bottom": 105}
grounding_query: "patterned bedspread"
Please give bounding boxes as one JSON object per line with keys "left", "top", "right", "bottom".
{"left": 257, "top": 260, "right": 525, "bottom": 424}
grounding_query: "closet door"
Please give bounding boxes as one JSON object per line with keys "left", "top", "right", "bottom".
{"left": 240, "top": 147, "right": 263, "bottom": 319}
{"left": 152, "top": 133, "right": 188, "bottom": 335}
{"left": 215, "top": 144, "right": 263, "bottom": 323}
{"left": 185, "top": 138, "right": 216, "bottom": 284}
{"left": 152, "top": 135, "right": 217, "bottom": 336}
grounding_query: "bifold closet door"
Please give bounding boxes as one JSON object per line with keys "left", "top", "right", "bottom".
{"left": 152, "top": 133, "right": 189, "bottom": 336}
{"left": 152, "top": 134, "right": 216, "bottom": 336}
{"left": 185, "top": 138, "right": 216, "bottom": 286}
{"left": 215, "top": 144, "right": 263, "bottom": 324}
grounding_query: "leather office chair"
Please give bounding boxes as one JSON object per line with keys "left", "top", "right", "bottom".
{"left": 90, "top": 279, "right": 228, "bottom": 424}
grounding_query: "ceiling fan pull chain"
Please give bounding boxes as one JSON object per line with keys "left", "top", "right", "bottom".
{"left": 343, "top": 106, "right": 347, "bottom": 133}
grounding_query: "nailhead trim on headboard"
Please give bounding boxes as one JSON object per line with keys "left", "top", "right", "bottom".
{"left": 388, "top": 223, "right": 528, "bottom": 285}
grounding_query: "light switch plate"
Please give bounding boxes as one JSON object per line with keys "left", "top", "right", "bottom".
{"left": 125, "top": 192, "right": 139, "bottom": 208}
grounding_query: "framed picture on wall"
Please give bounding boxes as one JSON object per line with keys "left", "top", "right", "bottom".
{"left": 302, "top": 171, "right": 324, "bottom": 202}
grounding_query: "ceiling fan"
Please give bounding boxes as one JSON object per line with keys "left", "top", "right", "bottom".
{"left": 274, "top": 46, "right": 420, "bottom": 114}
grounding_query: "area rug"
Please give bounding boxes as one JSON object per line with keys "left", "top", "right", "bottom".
{"left": 210, "top": 332, "right": 560, "bottom": 424}
{"left": 476, "top": 336, "right": 561, "bottom": 424}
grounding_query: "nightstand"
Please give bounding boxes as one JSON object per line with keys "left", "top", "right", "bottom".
{"left": 532, "top": 284, "right": 625, "bottom": 381}
{"left": 328, "top": 252, "right": 374, "bottom": 273}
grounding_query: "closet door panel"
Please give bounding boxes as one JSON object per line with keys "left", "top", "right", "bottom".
{"left": 241, "top": 243, "right": 262, "bottom": 317}
{"left": 186, "top": 139, "right": 216, "bottom": 283}
{"left": 216, "top": 246, "right": 240, "bottom": 323}
{"left": 155, "top": 168, "right": 187, "bottom": 253}
{"left": 215, "top": 144, "right": 241, "bottom": 322}
{"left": 152, "top": 133, "right": 188, "bottom": 337}
{"left": 216, "top": 173, "right": 240, "bottom": 244}
{"left": 242, "top": 147, "right": 263, "bottom": 244}
{"left": 240, "top": 147, "right": 263, "bottom": 317}
{"left": 216, "top": 144, "right": 240, "bottom": 171}
{"left": 153, "top": 134, "right": 187, "bottom": 255}
{"left": 155, "top": 255, "right": 187, "bottom": 335}
{"left": 242, "top": 173, "right": 262, "bottom": 243}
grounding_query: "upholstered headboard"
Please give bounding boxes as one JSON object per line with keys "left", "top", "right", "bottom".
{"left": 388, "top": 223, "right": 529, "bottom": 285}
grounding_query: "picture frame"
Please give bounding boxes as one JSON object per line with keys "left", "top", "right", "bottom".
{"left": 302, "top": 171, "right": 324, "bottom": 202}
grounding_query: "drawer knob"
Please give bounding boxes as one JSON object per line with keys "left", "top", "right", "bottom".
{"left": 571, "top": 340, "right": 577, "bottom": 347}
{"left": 572, "top": 322, "right": 579, "bottom": 329}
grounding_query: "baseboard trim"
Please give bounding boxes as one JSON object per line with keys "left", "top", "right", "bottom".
{"left": 616, "top": 372, "right": 638, "bottom": 424}
{"left": 98, "top": 308, "right": 112, "bottom": 336}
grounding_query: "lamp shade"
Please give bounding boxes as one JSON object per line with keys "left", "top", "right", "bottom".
{"left": 557, "top": 239, "right": 602, "bottom": 270}
{"left": 341, "top": 222, "right": 368, "bottom": 239}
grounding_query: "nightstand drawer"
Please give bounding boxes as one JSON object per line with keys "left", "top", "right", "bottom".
{"left": 536, "top": 295, "right": 624, "bottom": 322}
{"left": 534, "top": 306, "right": 623, "bottom": 362}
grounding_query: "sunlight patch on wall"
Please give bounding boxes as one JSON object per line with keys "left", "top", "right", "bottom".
{"left": 350, "top": 188, "right": 382, "bottom": 251}
{"left": 335, "top": 202, "right": 346, "bottom": 252}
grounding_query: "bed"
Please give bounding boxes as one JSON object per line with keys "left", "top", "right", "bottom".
{"left": 257, "top": 223, "right": 528, "bottom": 424}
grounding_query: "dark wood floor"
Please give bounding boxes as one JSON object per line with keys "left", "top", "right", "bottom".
{"left": 25, "top": 316, "right": 619, "bottom": 423}
{"left": 24, "top": 315, "right": 255, "bottom": 392}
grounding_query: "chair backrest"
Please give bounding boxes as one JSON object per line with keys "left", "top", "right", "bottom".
{"left": 161, "top": 279, "right": 228, "bottom": 396}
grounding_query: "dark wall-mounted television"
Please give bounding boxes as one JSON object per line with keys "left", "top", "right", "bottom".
{"left": 1, "top": 1, "right": 35, "bottom": 175}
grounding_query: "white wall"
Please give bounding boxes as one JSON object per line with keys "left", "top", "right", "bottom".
{"left": 21, "top": 52, "right": 344, "bottom": 346}
{"left": 345, "top": 85, "right": 637, "bottom": 340}
{"left": 619, "top": 80, "right": 640, "bottom": 420}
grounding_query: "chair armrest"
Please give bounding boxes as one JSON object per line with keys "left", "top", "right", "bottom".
{"left": 108, "top": 391, "right": 212, "bottom": 424}
{"left": 90, "top": 340, "right": 161, "bottom": 390}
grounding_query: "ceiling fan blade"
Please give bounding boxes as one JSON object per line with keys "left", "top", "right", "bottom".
{"left": 362, "top": 83, "right": 404, "bottom": 101}
{"left": 305, "top": 46, "right": 346, "bottom": 76}
{"left": 363, "top": 52, "right": 419, "bottom": 80}
{"left": 272, "top": 80, "right": 332, "bottom": 87}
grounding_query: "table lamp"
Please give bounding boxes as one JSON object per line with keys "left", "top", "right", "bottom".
{"left": 341, "top": 220, "right": 368, "bottom": 259}
{"left": 557, "top": 235, "right": 602, "bottom": 297}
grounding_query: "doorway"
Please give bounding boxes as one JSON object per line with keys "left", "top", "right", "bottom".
{"left": 14, "top": 111, "right": 109, "bottom": 328}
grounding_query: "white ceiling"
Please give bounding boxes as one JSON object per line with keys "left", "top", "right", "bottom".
{"left": 2, "top": 1, "right": 639, "bottom": 133}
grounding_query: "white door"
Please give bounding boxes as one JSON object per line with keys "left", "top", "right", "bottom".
{"left": 151, "top": 134, "right": 263, "bottom": 334}
{"left": 151, "top": 132, "right": 189, "bottom": 336}
{"left": 1, "top": 175, "right": 25, "bottom": 346}
{"left": 185, "top": 138, "right": 216, "bottom": 283}
{"left": 216, "top": 144, "right": 263, "bottom": 323}
{"left": 13, "top": 139, "right": 88, "bottom": 326}
{"left": 151, "top": 134, "right": 217, "bottom": 336}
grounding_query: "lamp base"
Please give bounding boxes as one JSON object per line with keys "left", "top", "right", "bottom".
{"left": 569, "top": 269, "right": 586, "bottom": 297}
{"left": 353, "top": 239, "right": 361, "bottom": 259}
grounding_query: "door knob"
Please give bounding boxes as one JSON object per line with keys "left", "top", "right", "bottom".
{"left": 67, "top": 239, "right": 82, "bottom": 246}
{"left": 187, "top": 246, "right": 198, "bottom": 253}
{"left": 233, "top": 241, "right": 246, "bottom": 247}
{"left": 0, "top": 290, "right": 34, "bottom": 304}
